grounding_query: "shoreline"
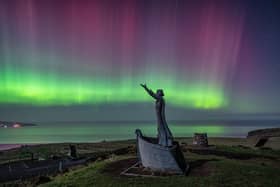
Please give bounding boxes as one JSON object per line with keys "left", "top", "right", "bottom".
{"left": 1, "top": 135, "right": 279, "bottom": 151}
{"left": 0, "top": 144, "right": 38, "bottom": 151}
{"left": 0, "top": 144, "right": 22, "bottom": 151}
{"left": 0, "top": 137, "right": 247, "bottom": 151}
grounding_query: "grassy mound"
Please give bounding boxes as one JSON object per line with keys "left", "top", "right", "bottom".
{"left": 40, "top": 152, "right": 280, "bottom": 187}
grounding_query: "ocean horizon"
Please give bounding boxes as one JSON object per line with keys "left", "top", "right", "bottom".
{"left": 1, "top": 120, "right": 280, "bottom": 145}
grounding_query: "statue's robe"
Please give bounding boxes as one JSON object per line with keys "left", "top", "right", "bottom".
{"left": 155, "top": 97, "right": 173, "bottom": 146}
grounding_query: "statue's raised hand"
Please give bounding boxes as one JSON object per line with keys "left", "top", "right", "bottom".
{"left": 140, "top": 83, "right": 147, "bottom": 88}
{"left": 140, "top": 83, "right": 157, "bottom": 99}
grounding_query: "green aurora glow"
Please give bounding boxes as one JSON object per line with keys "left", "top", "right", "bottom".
{"left": 0, "top": 66, "right": 227, "bottom": 109}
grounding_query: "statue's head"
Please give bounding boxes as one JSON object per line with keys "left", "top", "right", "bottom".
{"left": 135, "top": 129, "right": 143, "bottom": 137}
{"left": 156, "top": 89, "right": 164, "bottom": 97}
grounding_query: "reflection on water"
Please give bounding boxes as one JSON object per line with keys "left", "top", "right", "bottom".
{"left": 0, "top": 122, "right": 279, "bottom": 144}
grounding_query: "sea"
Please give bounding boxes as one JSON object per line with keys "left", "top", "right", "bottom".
{"left": 0, "top": 120, "right": 280, "bottom": 146}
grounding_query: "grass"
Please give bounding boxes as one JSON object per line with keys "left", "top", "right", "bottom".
{"left": 215, "top": 145, "right": 280, "bottom": 158}
{"left": 0, "top": 140, "right": 134, "bottom": 164}
{"left": 1, "top": 138, "right": 280, "bottom": 187}
{"left": 40, "top": 154, "right": 280, "bottom": 187}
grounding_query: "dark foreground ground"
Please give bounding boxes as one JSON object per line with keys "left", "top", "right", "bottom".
{"left": 0, "top": 137, "right": 280, "bottom": 187}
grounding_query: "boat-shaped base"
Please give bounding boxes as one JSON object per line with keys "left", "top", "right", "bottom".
{"left": 135, "top": 129, "right": 188, "bottom": 174}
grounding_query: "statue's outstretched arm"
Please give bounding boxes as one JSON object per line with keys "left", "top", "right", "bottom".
{"left": 140, "top": 83, "right": 158, "bottom": 99}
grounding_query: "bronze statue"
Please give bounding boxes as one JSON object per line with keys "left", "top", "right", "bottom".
{"left": 129, "top": 84, "right": 187, "bottom": 174}
{"left": 140, "top": 83, "right": 173, "bottom": 147}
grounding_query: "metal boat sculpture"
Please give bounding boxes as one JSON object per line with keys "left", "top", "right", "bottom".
{"left": 135, "top": 84, "right": 188, "bottom": 174}
{"left": 135, "top": 129, "right": 187, "bottom": 174}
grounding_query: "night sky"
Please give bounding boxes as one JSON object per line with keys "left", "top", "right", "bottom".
{"left": 0, "top": 0, "right": 280, "bottom": 122}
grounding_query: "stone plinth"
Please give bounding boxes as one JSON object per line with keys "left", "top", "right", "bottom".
{"left": 193, "top": 133, "right": 208, "bottom": 147}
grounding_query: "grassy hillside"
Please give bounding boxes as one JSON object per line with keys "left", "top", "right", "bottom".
{"left": 1, "top": 138, "right": 280, "bottom": 187}
{"left": 40, "top": 152, "right": 280, "bottom": 187}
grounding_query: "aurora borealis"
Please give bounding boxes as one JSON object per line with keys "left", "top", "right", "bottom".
{"left": 0, "top": 0, "right": 280, "bottom": 121}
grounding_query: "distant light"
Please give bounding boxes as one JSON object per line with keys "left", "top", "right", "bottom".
{"left": 13, "top": 123, "right": 21, "bottom": 128}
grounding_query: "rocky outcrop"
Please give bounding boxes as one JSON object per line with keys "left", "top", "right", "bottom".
{"left": 247, "top": 128, "right": 280, "bottom": 147}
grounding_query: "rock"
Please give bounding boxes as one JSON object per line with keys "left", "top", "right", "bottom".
{"left": 247, "top": 128, "right": 280, "bottom": 147}
{"left": 34, "top": 176, "right": 51, "bottom": 185}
